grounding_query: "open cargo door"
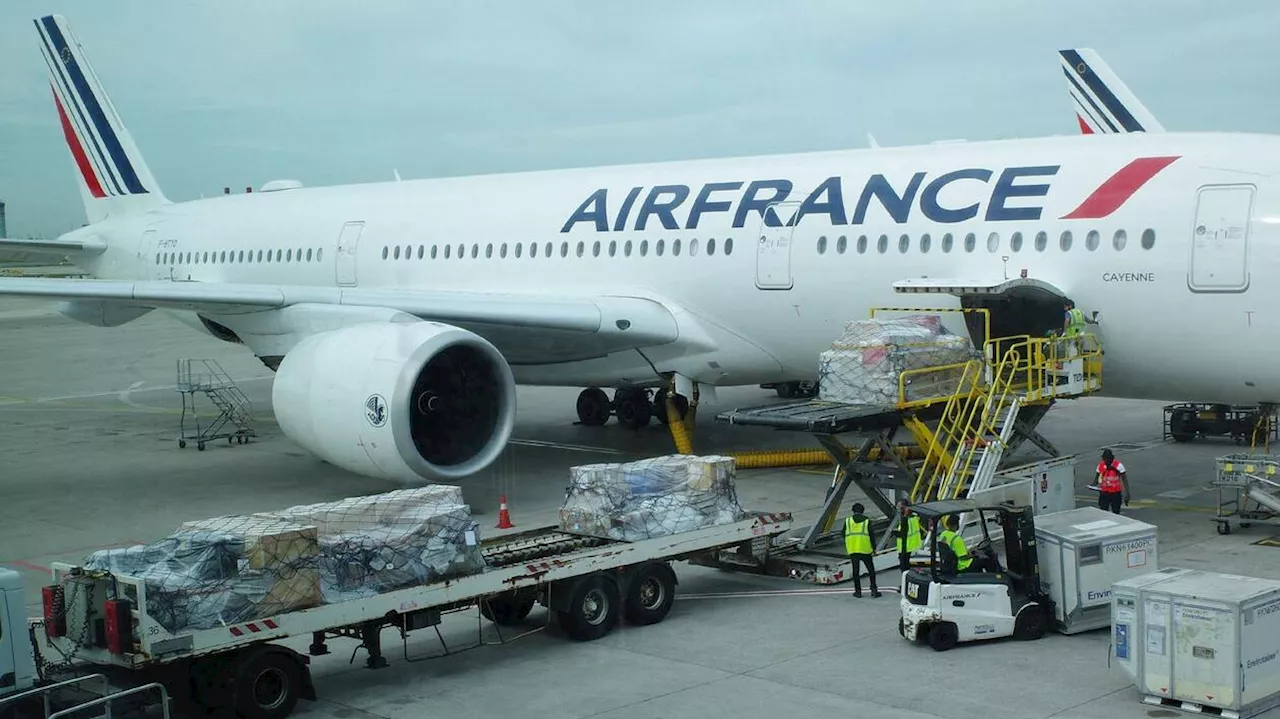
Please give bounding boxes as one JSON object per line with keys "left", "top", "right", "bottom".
{"left": 891, "top": 277, "right": 1070, "bottom": 350}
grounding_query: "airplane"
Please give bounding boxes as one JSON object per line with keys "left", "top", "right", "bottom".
{"left": 1060, "top": 48, "right": 1165, "bottom": 134}
{"left": 0, "top": 15, "right": 1275, "bottom": 487}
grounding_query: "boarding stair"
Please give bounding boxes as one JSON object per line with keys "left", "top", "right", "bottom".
{"left": 176, "top": 358, "right": 256, "bottom": 450}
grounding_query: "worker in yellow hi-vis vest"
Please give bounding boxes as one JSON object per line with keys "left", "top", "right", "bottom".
{"left": 895, "top": 499, "right": 925, "bottom": 572}
{"left": 844, "top": 502, "right": 880, "bottom": 598}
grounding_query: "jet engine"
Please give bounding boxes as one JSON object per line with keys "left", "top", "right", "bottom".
{"left": 271, "top": 320, "right": 517, "bottom": 483}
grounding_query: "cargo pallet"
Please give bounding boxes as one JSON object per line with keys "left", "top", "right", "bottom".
{"left": 1211, "top": 453, "right": 1280, "bottom": 535}
{"left": 11, "top": 512, "right": 792, "bottom": 718}
{"left": 704, "top": 304, "right": 1103, "bottom": 585}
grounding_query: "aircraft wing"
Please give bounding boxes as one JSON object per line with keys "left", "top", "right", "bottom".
{"left": 0, "top": 277, "right": 681, "bottom": 362}
{"left": 0, "top": 237, "right": 107, "bottom": 258}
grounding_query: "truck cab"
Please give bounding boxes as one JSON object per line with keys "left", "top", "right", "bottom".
{"left": 0, "top": 568, "right": 37, "bottom": 699}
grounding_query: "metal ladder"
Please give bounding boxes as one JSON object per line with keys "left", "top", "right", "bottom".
{"left": 176, "top": 358, "right": 256, "bottom": 450}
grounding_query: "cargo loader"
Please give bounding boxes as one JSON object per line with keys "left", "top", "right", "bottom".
{"left": 0, "top": 494, "right": 792, "bottom": 719}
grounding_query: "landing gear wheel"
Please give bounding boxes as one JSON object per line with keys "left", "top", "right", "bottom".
{"left": 480, "top": 590, "right": 537, "bottom": 626}
{"left": 576, "top": 388, "right": 611, "bottom": 426}
{"left": 1013, "top": 604, "right": 1049, "bottom": 641}
{"left": 623, "top": 563, "right": 677, "bottom": 626}
{"left": 1218, "top": 521, "right": 1231, "bottom": 535}
{"left": 927, "top": 622, "right": 958, "bottom": 652}
{"left": 652, "top": 388, "right": 689, "bottom": 426}
{"left": 556, "top": 575, "right": 620, "bottom": 641}
{"left": 614, "top": 389, "right": 652, "bottom": 431}
{"left": 233, "top": 650, "right": 301, "bottom": 719}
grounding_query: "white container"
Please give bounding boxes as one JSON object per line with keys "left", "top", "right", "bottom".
{"left": 1035, "top": 506, "right": 1159, "bottom": 634}
{"left": 994, "top": 454, "right": 1078, "bottom": 516}
{"left": 1111, "top": 567, "right": 1280, "bottom": 719}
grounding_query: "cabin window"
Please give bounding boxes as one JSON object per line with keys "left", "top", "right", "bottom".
{"left": 964, "top": 233, "right": 976, "bottom": 252}
{"left": 1010, "top": 232, "right": 1023, "bottom": 252}
{"left": 1034, "top": 231, "right": 1047, "bottom": 252}
{"left": 877, "top": 234, "right": 888, "bottom": 253}
{"left": 609, "top": 240, "right": 618, "bottom": 257}
{"left": 444, "top": 245, "right": 451, "bottom": 259}
{"left": 920, "top": 233, "right": 932, "bottom": 254}
{"left": 305, "top": 249, "right": 312, "bottom": 262}
{"left": 560, "top": 242, "right": 569, "bottom": 258}
{"left": 724, "top": 237, "right": 734, "bottom": 255}
{"left": 298, "top": 248, "right": 304, "bottom": 262}
{"left": 574, "top": 241, "right": 583, "bottom": 258}
{"left": 856, "top": 235, "right": 867, "bottom": 254}
{"left": 256, "top": 250, "right": 263, "bottom": 262}
{"left": 986, "top": 232, "right": 1000, "bottom": 253}
{"left": 624, "top": 240, "right": 634, "bottom": 257}
{"left": 456, "top": 244, "right": 464, "bottom": 259}
{"left": 276, "top": 250, "right": 283, "bottom": 262}
{"left": 416, "top": 245, "right": 423, "bottom": 260}
{"left": 673, "top": 238, "right": 682, "bottom": 256}
{"left": 482, "top": 243, "right": 491, "bottom": 258}
{"left": 287, "top": 249, "right": 294, "bottom": 262}
{"left": 470, "top": 244, "right": 479, "bottom": 259}
{"left": 898, "top": 234, "right": 909, "bottom": 254}
{"left": 392, "top": 246, "right": 400, "bottom": 260}
{"left": 499, "top": 243, "right": 508, "bottom": 259}
{"left": 316, "top": 248, "right": 323, "bottom": 261}
{"left": 1059, "top": 230, "right": 1073, "bottom": 251}
{"left": 836, "top": 235, "right": 847, "bottom": 254}
{"left": 1113, "top": 229, "right": 1127, "bottom": 251}
{"left": 817, "top": 235, "right": 828, "bottom": 254}
{"left": 1086, "top": 230, "right": 1100, "bottom": 251}
{"left": 689, "top": 238, "right": 699, "bottom": 256}
{"left": 155, "top": 253, "right": 161, "bottom": 264}
{"left": 706, "top": 238, "right": 716, "bottom": 256}
{"left": 544, "top": 242, "right": 552, "bottom": 257}
{"left": 640, "top": 240, "right": 650, "bottom": 257}
{"left": 430, "top": 245, "right": 438, "bottom": 259}
{"left": 591, "top": 241, "right": 600, "bottom": 257}
{"left": 941, "top": 233, "right": 954, "bottom": 253}
{"left": 1141, "top": 228, "right": 1156, "bottom": 249}
{"left": 656, "top": 239, "right": 666, "bottom": 256}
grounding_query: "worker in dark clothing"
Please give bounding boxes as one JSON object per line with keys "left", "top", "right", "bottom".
{"left": 844, "top": 502, "right": 880, "bottom": 598}
{"left": 895, "top": 498, "right": 925, "bottom": 572}
{"left": 1092, "top": 448, "right": 1131, "bottom": 514}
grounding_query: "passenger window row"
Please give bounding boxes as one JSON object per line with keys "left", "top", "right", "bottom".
{"left": 816, "top": 228, "right": 1157, "bottom": 255}
{"left": 381, "top": 237, "right": 737, "bottom": 262}
{"left": 157, "top": 248, "right": 325, "bottom": 265}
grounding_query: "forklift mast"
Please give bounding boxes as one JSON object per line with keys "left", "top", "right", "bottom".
{"left": 1000, "top": 506, "right": 1046, "bottom": 598}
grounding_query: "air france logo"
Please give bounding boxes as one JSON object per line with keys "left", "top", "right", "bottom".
{"left": 365, "top": 394, "right": 388, "bottom": 428}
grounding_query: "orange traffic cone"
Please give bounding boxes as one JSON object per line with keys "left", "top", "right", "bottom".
{"left": 495, "top": 494, "right": 514, "bottom": 529}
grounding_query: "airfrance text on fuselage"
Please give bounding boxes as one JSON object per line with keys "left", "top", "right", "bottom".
{"left": 561, "top": 166, "right": 1061, "bottom": 233}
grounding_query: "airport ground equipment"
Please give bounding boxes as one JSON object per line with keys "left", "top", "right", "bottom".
{"left": 705, "top": 306, "right": 1101, "bottom": 584}
{"left": 1164, "top": 403, "right": 1277, "bottom": 447}
{"left": 1111, "top": 567, "right": 1280, "bottom": 719}
{"left": 175, "top": 358, "right": 255, "bottom": 450}
{"left": 1211, "top": 454, "right": 1280, "bottom": 535}
{"left": 0, "top": 508, "right": 792, "bottom": 719}
{"left": 898, "top": 500, "right": 1053, "bottom": 651}
{"left": 1034, "top": 507, "right": 1159, "bottom": 634}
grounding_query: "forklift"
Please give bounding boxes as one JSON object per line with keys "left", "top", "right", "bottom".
{"left": 898, "top": 499, "right": 1054, "bottom": 651}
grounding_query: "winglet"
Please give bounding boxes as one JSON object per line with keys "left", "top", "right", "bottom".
{"left": 1059, "top": 48, "right": 1165, "bottom": 134}
{"left": 34, "top": 14, "right": 169, "bottom": 224}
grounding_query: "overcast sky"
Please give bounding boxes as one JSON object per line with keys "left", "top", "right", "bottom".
{"left": 1, "top": 0, "right": 1278, "bottom": 238}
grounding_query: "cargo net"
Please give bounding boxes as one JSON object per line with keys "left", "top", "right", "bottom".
{"left": 559, "top": 454, "right": 748, "bottom": 542}
{"left": 82, "top": 486, "right": 487, "bottom": 634}
{"left": 817, "top": 314, "right": 982, "bottom": 408}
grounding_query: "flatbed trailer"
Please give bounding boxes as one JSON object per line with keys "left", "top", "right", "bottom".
{"left": 5, "top": 511, "right": 792, "bottom": 719}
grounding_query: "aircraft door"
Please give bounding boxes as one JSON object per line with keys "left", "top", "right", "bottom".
{"left": 755, "top": 200, "right": 799, "bottom": 290}
{"left": 139, "top": 228, "right": 158, "bottom": 280}
{"left": 1189, "top": 184, "right": 1253, "bottom": 293}
{"left": 335, "top": 221, "right": 364, "bottom": 287}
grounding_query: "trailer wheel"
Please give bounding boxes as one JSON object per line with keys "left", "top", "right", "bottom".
{"left": 480, "top": 590, "right": 537, "bottom": 626}
{"left": 556, "top": 575, "right": 619, "bottom": 641}
{"left": 234, "top": 649, "right": 302, "bottom": 719}
{"left": 623, "top": 562, "right": 677, "bottom": 626}
{"left": 927, "top": 622, "right": 958, "bottom": 652}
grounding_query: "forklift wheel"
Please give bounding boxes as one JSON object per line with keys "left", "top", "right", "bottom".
{"left": 1013, "top": 604, "right": 1049, "bottom": 641}
{"left": 926, "top": 622, "right": 958, "bottom": 652}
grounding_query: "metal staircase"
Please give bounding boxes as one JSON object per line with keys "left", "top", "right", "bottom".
{"left": 905, "top": 333, "right": 1098, "bottom": 503}
{"left": 176, "top": 358, "right": 256, "bottom": 450}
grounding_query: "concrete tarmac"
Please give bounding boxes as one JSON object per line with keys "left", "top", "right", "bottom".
{"left": 2, "top": 297, "right": 1278, "bottom": 718}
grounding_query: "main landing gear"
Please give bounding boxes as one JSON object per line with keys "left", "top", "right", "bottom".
{"left": 576, "top": 387, "right": 689, "bottom": 431}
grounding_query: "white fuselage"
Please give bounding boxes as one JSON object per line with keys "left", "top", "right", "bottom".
{"left": 66, "top": 131, "right": 1280, "bottom": 405}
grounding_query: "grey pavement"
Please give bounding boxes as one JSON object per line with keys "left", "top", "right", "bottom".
{"left": 1, "top": 297, "right": 1277, "bottom": 718}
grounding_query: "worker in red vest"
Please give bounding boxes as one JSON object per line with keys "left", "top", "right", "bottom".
{"left": 1092, "top": 448, "right": 1130, "bottom": 514}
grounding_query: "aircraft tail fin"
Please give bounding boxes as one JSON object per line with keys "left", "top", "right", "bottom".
{"left": 1059, "top": 48, "right": 1165, "bottom": 134}
{"left": 34, "top": 14, "right": 169, "bottom": 225}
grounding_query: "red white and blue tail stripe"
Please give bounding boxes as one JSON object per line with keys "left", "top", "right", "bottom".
{"left": 34, "top": 14, "right": 166, "bottom": 221}
{"left": 1059, "top": 48, "right": 1165, "bottom": 135}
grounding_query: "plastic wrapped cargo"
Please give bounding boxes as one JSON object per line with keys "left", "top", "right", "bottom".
{"left": 817, "top": 315, "right": 980, "bottom": 408}
{"left": 83, "top": 486, "right": 486, "bottom": 633}
{"left": 559, "top": 454, "right": 747, "bottom": 541}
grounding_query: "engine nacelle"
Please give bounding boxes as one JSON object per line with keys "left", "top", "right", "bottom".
{"left": 272, "top": 321, "right": 517, "bottom": 483}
